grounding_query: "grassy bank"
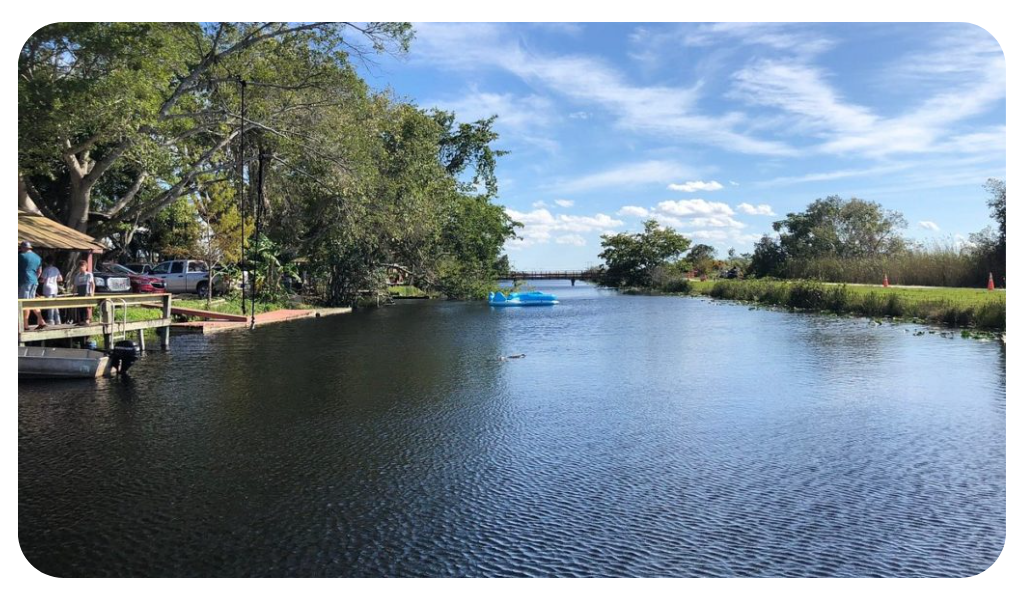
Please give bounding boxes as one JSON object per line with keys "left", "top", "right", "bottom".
{"left": 120, "top": 295, "right": 309, "bottom": 323}
{"left": 681, "top": 279, "right": 1005, "bottom": 330}
{"left": 387, "top": 285, "right": 432, "bottom": 297}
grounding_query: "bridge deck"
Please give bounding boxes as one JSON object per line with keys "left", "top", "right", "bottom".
{"left": 502, "top": 271, "right": 592, "bottom": 280}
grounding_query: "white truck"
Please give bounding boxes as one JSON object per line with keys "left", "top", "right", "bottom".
{"left": 148, "top": 259, "right": 225, "bottom": 296}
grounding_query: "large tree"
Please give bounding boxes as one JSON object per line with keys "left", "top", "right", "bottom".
{"left": 19, "top": 22, "right": 412, "bottom": 238}
{"left": 599, "top": 220, "right": 692, "bottom": 288}
{"left": 772, "top": 195, "right": 907, "bottom": 259}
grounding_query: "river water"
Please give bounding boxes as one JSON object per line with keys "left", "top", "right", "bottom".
{"left": 18, "top": 280, "right": 1005, "bottom": 577}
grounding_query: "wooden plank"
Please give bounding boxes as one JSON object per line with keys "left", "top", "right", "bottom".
{"left": 19, "top": 293, "right": 171, "bottom": 310}
{"left": 19, "top": 319, "right": 172, "bottom": 343}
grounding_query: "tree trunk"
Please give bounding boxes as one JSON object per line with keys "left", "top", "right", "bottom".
{"left": 67, "top": 183, "right": 92, "bottom": 233}
{"left": 18, "top": 175, "right": 41, "bottom": 214}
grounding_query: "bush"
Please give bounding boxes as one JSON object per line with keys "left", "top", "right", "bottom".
{"left": 788, "top": 281, "right": 829, "bottom": 310}
{"left": 973, "top": 302, "right": 1005, "bottom": 329}
{"left": 658, "top": 277, "right": 692, "bottom": 294}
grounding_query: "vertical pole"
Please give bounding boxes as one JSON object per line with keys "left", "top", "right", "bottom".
{"left": 160, "top": 293, "right": 172, "bottom": 350}
{"left": 239, "top": 78, "right": 247, "bottom": 317}
{"left": 137, "top": 328, "right": 146, "bottom": 353}
{"left": 18, "top": 301, "right": 25, "bottom": 346}
{"left": 101, "top": 299, "right": 113, "bottom": 350}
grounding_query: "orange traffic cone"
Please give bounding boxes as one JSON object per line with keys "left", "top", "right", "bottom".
{"left": 883, "top": 274, "right": 889, "bottom": 288}
{"left": 987, "top": 273, "right": 995, "bottom": 291}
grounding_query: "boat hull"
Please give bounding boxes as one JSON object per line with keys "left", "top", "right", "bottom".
{"left": 18, "top": 347, "right": 111, "bottom": 379}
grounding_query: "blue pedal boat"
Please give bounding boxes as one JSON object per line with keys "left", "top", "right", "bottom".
{"left": 488, "top": 291, "right": 559, "bottom": 306}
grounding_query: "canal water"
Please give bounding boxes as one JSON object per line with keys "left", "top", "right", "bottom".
{"left": 18, "top": 281, "right": 1005, "bottom": 577}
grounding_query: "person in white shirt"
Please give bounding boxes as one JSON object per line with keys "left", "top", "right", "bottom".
{"left": 40, "top": 258, "right": 63, "bottom": 324}
{"left": 73, "top": 259, "right": 95, "bottom": 325}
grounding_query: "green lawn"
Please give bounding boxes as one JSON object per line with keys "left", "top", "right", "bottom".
{"left": 388, "top": 285, "right": 428, "bottom": 297}
{"left": 118, "top": 295, "right": 307, "bottom": 323}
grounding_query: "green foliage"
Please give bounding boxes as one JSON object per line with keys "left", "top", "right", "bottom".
{"left": 970, "top": 179, "right": 1006, "bottom": 287}
{"left": 750, "top": 235, "right": 787, "bottom": 278}
{"left": 773, "top": 195, "right": 907, "bottom": 259}
{"left": 432, "top": 111, "right": 508, "bottom": 197}
{"left": 17, "top": 22, "right": 533, "bottom": 306}
{"left": 148, "top": 198, "right": 203, "bottom": 258}
{"left": 599, "top": 220, "right": 692, "bottom": 288}
{"left": 686, "top": 243, "right": 717, "bottom": 276}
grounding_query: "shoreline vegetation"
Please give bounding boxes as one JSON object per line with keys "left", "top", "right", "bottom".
{"left": 621, "top": 278, "right": 1006, "bottom": 331}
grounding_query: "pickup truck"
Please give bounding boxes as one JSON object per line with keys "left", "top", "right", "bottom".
{"left": 148, "top": 259, "right": 225, "bottom": 296}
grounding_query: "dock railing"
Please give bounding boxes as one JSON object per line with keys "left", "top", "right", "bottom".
{"left": 18, "top": 293, "right": 173, "bottom": 350}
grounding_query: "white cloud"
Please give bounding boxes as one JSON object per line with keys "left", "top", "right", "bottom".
{"left": 505, "top": 208, "right": 623, "bottom": 248}
{"left": 617, "top": 206, "right": 650, "bottom": 217}
{"left": 532, "top": 200, "right": 548, "bottom": 208}
{"left": 919, "top": 221, "right": 941, "bottom": 232}
{"left": 428, "top": 89, "right": 556, "bottom": 130}
{"left": 568, "top": 111, "right": 591, "bottom": 120}
{"left": 411, "top": 23, "right": 794, "bottom": 156}
{"left": 655, "top": 199, "right": 735, "bottom": 217}
{"left": 684, "top": 23, "right": 835, "bottom": 56}
{"left": 754, "top": 164, "right": 910, "bottom": 188}
{"left": 688, "top": 216, "right": 747, "bottom": 228}
{"left": 555, "top": 234, "right": 587, "bottom": 246}
{"left": 618, "top": 199, "right": 750, "bottom": 234}
{"left": 730, "top": 28, "right": 1005, "bottom": 160}
{"left": 553, "top": 160, "right": 696, "bottom": 193}
{"left": 736, "top": 203, "right": 776, "bottom": 216}
{"left": 683, "top": 230, "right": 763, "bottom": 246}
{"left": 554, "top": 199, "right": 575, "bottom": 208}
{"left": 667, "top": 180, "right": 724, "bottom": 193}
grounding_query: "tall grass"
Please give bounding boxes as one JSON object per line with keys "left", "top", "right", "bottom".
{"left": 782, "top": 241, "right": 991, "bottom": 288}
{"left": 691, "top": 279, "right": 1005, "bottom": 330}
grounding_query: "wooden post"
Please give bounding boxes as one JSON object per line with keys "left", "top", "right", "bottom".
{"left": 101, "top": 299, "right": 113, "bottom": 350}
{"left": 160, "top": 293, "right": 171, "bottom": 350}
{"left": 18, "top": 301, "right": 25, "bottom": 346}
{"left": 137, "top": 329, "right": 146, "bottom": 353}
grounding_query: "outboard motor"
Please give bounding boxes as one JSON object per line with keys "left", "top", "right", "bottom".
{"left": 110, "top": 340, "right": 140, "bottom": 375}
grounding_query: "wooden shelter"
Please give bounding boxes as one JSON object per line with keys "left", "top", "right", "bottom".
{"left": 17, "top": 210, "right": 106, "bottom": 268}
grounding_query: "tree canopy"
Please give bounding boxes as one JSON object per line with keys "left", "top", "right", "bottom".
{"left": 771, "top": 195, "right": 907, "bottom": 259}
{"left": 19, "top": 22, "right": 518, "bottom": 303}
{"left": 598, "top": 220, "right": 691, "bottom": 288}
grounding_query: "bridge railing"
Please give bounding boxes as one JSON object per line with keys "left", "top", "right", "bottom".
{"left": 502, "top": 270, "right": 594, "bottom": 280}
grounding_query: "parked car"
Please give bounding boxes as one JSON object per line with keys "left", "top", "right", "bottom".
{"left": 124, "top": 263, "right": 153, "bottom": 275}
{"left": 90, "top": 267, "right": 133, "bottom": 294}
{"left": 149, "top": 259, "right": 226, "bottom": 296}
{"left": 103, "top": 263, "right": 167, "bottom": 294}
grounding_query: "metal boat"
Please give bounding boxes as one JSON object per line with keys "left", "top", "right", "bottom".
{"left": 18, "top": 347, "right": 111, "bottom": 379}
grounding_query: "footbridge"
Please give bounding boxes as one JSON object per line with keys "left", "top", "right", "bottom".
{"left": 501, "top": 270, "right": 597, "bottom": 285}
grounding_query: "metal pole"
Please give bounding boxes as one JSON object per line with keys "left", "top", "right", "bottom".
{"left": 239, "top": 78, "right": 247, "bottom": 316}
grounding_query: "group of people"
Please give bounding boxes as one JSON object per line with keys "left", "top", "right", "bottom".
{"left": 18, "top": 240, "right": 96, "bottom": 330}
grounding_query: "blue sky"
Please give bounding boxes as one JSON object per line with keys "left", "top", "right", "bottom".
{"left": 362, "top": 22, "right": 1006, "bottom": 270}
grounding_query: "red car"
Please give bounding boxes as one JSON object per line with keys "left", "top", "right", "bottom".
{"left": 103, "top": 263, "right": 167, "bottom": 293}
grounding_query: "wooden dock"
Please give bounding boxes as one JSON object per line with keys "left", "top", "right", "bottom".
{"left": 171, "top": 307, "right": 352, "bottom": 334}
{"left": 19, "top": 293, "right": 173, "bottom": 350}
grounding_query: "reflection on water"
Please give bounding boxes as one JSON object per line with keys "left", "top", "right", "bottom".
{"left": 19, "top": 281, "right": 1005, "bottom": 576}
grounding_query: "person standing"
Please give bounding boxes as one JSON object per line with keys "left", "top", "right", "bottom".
{"left": 18, "top": 241, "right": 46, "bottom": 330}
{"left": 73, "top": 259, "right": 96, "bottom": 325}
{"left": 40, "top": 258, "right": 63, "bottom": 325}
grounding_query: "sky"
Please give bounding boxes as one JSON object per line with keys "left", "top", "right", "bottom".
{"left": 361, "top": 22, "right": 1006, "bottom": 270}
